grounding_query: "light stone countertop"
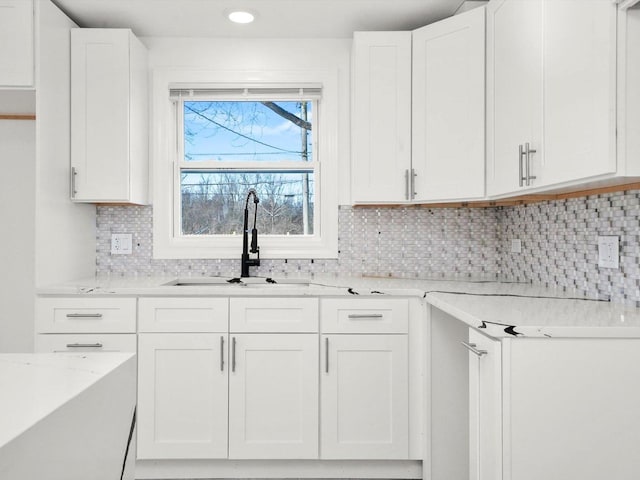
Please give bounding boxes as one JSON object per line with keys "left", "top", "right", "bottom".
{"left": 0, "top": 353, "right": 135, "bottom": 449}
{"left": 37, "top": 275, "right": 640, "bottom": 339}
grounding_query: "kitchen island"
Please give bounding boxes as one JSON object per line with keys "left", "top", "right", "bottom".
{"left": 0, "top": 352, "right": 136, "bottom": 480}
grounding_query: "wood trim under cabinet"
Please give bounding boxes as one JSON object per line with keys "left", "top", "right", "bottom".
{"left": 354, "top": 182, "right": 640, "bottom": 209}
{"left": 0, "top": 114, "right": 35, "bottom": 120}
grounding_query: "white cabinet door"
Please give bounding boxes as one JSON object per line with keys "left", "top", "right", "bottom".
{"left": 321, "top": 334, "right": 408, "bottom": 459}
{"left": 0, "top": 0, "right": 33, "bottom": 87}
{"left": 541, "top": 0, "right": 617, "bottom": 185}
{"left": 351, "top": 31, "right": 412, "bottom": 203}
{"left": 137, "top": 333, "right": 228, "bottom": 459}
{"left": 228, "top": 334, "right": 318, "bottom": 459}
{"left": 412, "top": 7, "right": 485, "bottom": 202}
{"left": 505, "top": 338, "right": 640, "bottom": 480}
{"left": 488, "top": 0, "right": 618, "bottom": 196}
{"left": 71, "top": 28, "right": 148, "bottom": 204}
{"left": 467, "top": 329, "right": 502, "bottom": 480}
{"left": 486, "top": 0, "right": 543, "bottom": 196}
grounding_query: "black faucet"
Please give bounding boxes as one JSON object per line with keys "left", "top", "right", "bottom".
{"left": 241, "top": 188, "right": 260, "bottom": 277}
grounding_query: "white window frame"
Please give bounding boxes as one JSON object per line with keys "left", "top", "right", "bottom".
{"left": 152, "top": 68, "right": 339, "bottom": 259}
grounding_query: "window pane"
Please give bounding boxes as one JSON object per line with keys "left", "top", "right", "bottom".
{"left": 181, "top": 171, "right": 315, "bottom": 236}
{"left": 183, "top": 101, "right": 313, "bottom": 163}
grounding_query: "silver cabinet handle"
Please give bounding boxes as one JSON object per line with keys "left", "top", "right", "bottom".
{"left": 525, "top": 142, "right": 537, "bottom": 186}
{"left": 405, "top": 169, "right": 410, "bottom": 200}
{"left": 518, "top": 144, "right": 525, "bottom": 187}
{"left": 66, "top": 313, "right": 103, "bottom": 318}
{"left": 231, "top": 337, "right": 236, "bottom": 373}
{"left": 66, "top": 343, "right": 103, "bottom": 348}
{"left": 411, "top": 168, "right": 417, "bottom": 199}
{"left": 220, "top": 336, "right": 225, "bottom": 372}
{"left": 461, "top": 341, "right": 487, "bottom": 357}
{"left": 348, "top": 313, "right": 384, "bottom": 319}
{"left": 71, "top": 167, "right": 78, "bottom": 198}
{"left": 325, "top": 337, "right": 329, "bottom": 373}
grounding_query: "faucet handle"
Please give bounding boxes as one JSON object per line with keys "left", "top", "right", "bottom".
{"left": 250, "top": 228, "right": 259, "bottom": 254}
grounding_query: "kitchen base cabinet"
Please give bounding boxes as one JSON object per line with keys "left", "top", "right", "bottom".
{"left": 137, "top": 333, "right": 228, "bottom": 459}
{"left": 321, "top": 334, "right": 408, "bottom": 459}
{"left": 228, "top": 334, "right": 319, "bottom": 459}
{"left": 504, "top": 338, "right": 640, "bottom": 480}
{"left": 467, "top": 329, "right": 502, "bottom": 480}
{"left": 430, "top": 306, "right": 640, "bottom": 480}
{"left": 35, "top": 333, "right": 136, "bottom": 353}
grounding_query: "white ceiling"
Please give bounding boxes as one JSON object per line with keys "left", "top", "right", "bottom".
{"left": 50, "top": 0, "right": 469, "bottom": 39}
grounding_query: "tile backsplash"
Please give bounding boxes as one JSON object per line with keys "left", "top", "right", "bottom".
{"left": 96, "top": 205, "right": 501, "bottom": 280}
{"left": 498, "top": 190, "right": 640, "bottom": 306}
{"left": 96, "top": 189, "right": 640, "bottom": 306}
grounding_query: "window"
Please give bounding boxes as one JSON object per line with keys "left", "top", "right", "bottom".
{"left": 152, "top": 70, "right": 338, "bottom": 259}
{"left": 175, "top": 92, "right": 318, "bottom": 237}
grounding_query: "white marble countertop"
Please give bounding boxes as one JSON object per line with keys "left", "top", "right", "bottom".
{"left": 36, "top": 275, "right": 640, "bottom": 338}
{"left": 0, "top": 353, "right": 135, "bottom": 449}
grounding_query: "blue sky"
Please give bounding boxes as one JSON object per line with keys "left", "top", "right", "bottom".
{"left": 183, "top": 101, "right": 313, "bottom": 163}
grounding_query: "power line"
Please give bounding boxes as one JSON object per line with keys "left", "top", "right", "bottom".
{"left": 185, "top": 104, "right": 304, "bottom": 155}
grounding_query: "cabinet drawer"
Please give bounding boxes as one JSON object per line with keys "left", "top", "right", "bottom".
{"left": 321, "top": 298, "right": 409, "bottom": 333}
{"left": 36, "top": 297, "right": 136, "bottom": 333}
{"left": 230, "top": 298, "right": 318, "bottom": 333}
{"left": 35, "top": 333, "right": 137, "bottom": 353}
{"left": 139, "top": 297, "right": 228, "bottom": 333}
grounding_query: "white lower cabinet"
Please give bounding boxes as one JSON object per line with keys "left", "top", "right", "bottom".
{"left": 466, "top": 329, "right": 502, "bottom": 480}
{"left": 504, "top": 338, "right": 640, "bottom": 480}
{"left": 134, "top": 295, "right": 416, "bottom": 468}
{"left": 321, "top": 334, "right": 408, "bottom": 459}
{"left": 35, "top": 333, "right": 136, "bottom": 353}
{"left": 137, "top": 333, "right": 228, "bottom": 459}
{"left": 433, "top": 306, "right": 640, "bottom": 480}
{"left": 228, "top": 334, "right": 319, "bottom": 459}
{"left": 34, "top": 296, "right": 137, "bottom": 354}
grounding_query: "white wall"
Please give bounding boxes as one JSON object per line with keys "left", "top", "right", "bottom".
{"left": 144, "top": 37, "right": 352, "bottom": 205}
{"left": 0, "top": 119, "right": 35, "bottom": 352}
{"left": 35, "top": 0, "right": 95, "bottom": 287}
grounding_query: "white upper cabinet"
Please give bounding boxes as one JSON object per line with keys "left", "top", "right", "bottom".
{"left": 70, "top": 28, "right": 149, "bottom": 204}
{"left": 351, "top": 32, "right": 412, "bottom": 203}
{"left": 486, "top": 0, "right": 543, "bottom": 195}
{"left": 412, "top": 7, "right": 486, "bottom": 202}
{"left": 0, "top": 0, "right": 34, "bottom": 87}
{"left": 352, "top": 8, "right": 486, "bottom": 204}
{"left": 542, "top": 1, "right": 616, "bottom": 185}
{"left": 487, "top": 0, "right": 620, "bottom": 197}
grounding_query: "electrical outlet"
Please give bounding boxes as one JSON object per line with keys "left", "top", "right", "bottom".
{"left": 111, "top": 234, "right": 133, "bottom": 255}
{"left": 511, "top": 239, "right": 522, "bottom": 253}
{"left": 598, "top": 235, "right": 619, "bottom": 269}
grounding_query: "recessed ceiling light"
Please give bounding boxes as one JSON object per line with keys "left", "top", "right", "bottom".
{"left": 228, "top": 10, "right": 255, "bottom": 24}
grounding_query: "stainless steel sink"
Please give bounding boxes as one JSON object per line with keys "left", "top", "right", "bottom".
{"left": 163, "top": 277, "right": 312, "bottom": 288}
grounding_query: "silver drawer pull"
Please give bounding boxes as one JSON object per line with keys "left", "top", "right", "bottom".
{"left": 325, "top": 337, "right": 329, "bottom": 373}
{"left": 461, "top": 341, "right": 487, "bottom": 357}
{"left": 348, "top": 314, "right": 384, "bottom": 319}
{"left": 66, "top": 343, "right": 103, "bottom": 348}
{"left": 66, "top": 313, "right": 103, "bottom": 318}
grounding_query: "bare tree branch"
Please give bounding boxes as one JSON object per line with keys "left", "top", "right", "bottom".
{"left": 261, "top": 101, "right": 312, "bottom": 131}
